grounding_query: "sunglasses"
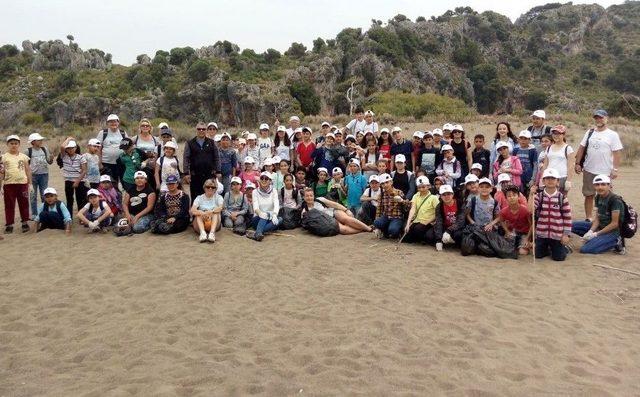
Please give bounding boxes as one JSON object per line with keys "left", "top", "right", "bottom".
{"left": 204, "top": 185, "right": 216, "bottom": 189}
{"left": 260, "top": 176, "right": 271, "bottom": 181}
{"left": 197, "top": 128, "right": 206, "bottom": 131}
{"left": 140, "top": 124, "right": 151, "bottom": 128}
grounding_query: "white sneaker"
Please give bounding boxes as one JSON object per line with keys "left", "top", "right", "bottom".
{"left": 207, "top": 232, "right": 216, "bottom": 243}
{"left": 199, "top": 232, "right": 207, "bottom": 242}
{"left": 436, "top": 242, "right": 443, "bottom": 251}
{"left": 373, "top": 229, "right": 383, "bottom": 239}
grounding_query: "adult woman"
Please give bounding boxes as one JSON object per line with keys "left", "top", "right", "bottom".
{"left": 134, "top": 118, "right": 160, "bottom": 189}
{"left": 449, "top": 124, "right": 472, "bottom": 181}
{"left": 492, "top": 142, "right": 523, "bottom": 188}
{"left": 247, "top": 171, "right": 282, "bottom": 241}
{"left": 152, "top": 174, "right": 190, "bottom": 235}
{"left": 542, "top": 125, "right": 575, "bottom": 193}
{"left": 121, "top": 170, "right": 156, "bottom": 234}
{"left": 489, "top": 122, "right": 517, "bottom": 170}
{"left": 191, "top": 178, "right": 224, "bottom": 242}
{"left": 301, "top": 187, "right": 372, "bottom": 234}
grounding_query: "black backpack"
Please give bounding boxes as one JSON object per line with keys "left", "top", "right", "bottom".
{"left": 577, "top": 129, "right": 594, "bottom": 167}
{"left": 27, "top": 147, "right": 48, "bottom": 161}
{"left": 102, "top": 129, "right": 126, "bottom": 142}
{"left": 158, "top": 155, "right": 182, "bottom": 176}
{"left": 608, "top": 194, "right": 637, "bottom": 239}
{"left": 469, "top": 196, "right": 498, "bottom": 223}
{"left": 41, "top": 200, "right": 63, "bottom": 216}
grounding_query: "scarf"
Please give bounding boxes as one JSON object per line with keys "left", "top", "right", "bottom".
{"left": 258, "top": 185, "right": 273, "bottom": 197}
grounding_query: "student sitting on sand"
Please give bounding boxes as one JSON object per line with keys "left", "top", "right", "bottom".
{"left": 121, "top": 170, "right": 156, "bottom": 234}
{"left": 222, "top": 176, "right": 248, "bottom": 235}
{"left": 301, "top": 188, "right": 373, "bottom": 235}
{"left": 403, "top": 176, "right": 439, "bottom": 244}
{"left": 434, "top": 184, "right": 465, "bottom": 251}
{"left": 192, "top": 178, "right": 224, "bottom": 242}
{"left": 152, "top": 175, "right": 191, "bottom": 235}
{"left": 77, "top": 189, "right": 113, "bottom": 233}
{"left": 486, "top": 184, "right": 532, "bottom": 256}
{"left": 34, "top": 187, "right": 72, "bottom": 234}
{"left": 97, "top": 175, "right": 122, "bottom": 219}
{"left": 373, "top": 173, "right": 406, "bottom": 239}
{"left": 466, "top": 178, "right": 499, "bottom": 230}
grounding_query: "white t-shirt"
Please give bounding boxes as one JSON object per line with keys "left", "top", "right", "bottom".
{"left": 156, "top": 156, "right": 180, "bottom": 192}
{"left": 82, "top": 153, "right": 101, "bottom": 184}
{"left": 82, "top": 201, "right": 108, "bottom": 218}
{"left": 97, "top": 129, "right": 127, "bottom": 164}
{"left": 346, "top": 119, "right": 367, "bottom": 134}
{"left": 546, "top": 144, "right": 574, "bottom": 178}
{"left": 193, "top": 193, "right": 223, "bottom": 211}
{"left": 257, "top": 137, "right": 273, "bottom": 166}
{"left": 580, "top": 128, "right": 623, "bottom": 175}
{"left": 363, "top": 121, "right": 378, "bottom": 134}
{"left": 362, "top": 187, "right": 381, "bottom": 207}
{"left": 275, "top": 143, "right": 291, "bottom": 161}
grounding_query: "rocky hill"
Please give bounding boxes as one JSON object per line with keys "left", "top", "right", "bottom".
{"left": 1, "top": 2, "right": 639, "bottom": 131}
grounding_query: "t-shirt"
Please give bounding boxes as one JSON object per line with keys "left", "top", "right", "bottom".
{"left": 274, "top": 143, "right": 291, "bottom": 161}
{"left": 473, "top": 196, "right": 497, "bottom": 227}
{"left": 296, "top": 141, "right": 315, "bottom": 167}
{"left": 120, "top": 150, "right": 144, "bottom": 184}
{"left": 580, "top": 128, "right": 623, "bottom": 175}
{"left": 82, "top": 201, "right": 109, "bottom": 220}
{"left": 443, "top": 201, "right": 458, "bottom": 228}
{"left": 98, "top": 129, "right": 127, "bottom": 164}
{"left": 62, "top": 153, "right": 87, "bottom": 181}
{"left": 257, "top": 137, "right": 273, "bottom": 166}
{"left": 82, "top": 153, "right": 101, "bottom": 184}
{"left": 26, "top": 147, "right": 49, "bottom": 175}
{"left": 419, "top": 147, "right": 438, "bottom": 174}
{"left": 311, "top": 200, "right": 334, "bottom": 217}
{"left": 156, "top": 156, "right": 180, "bottom": 192}
{"left": 411, "top": 193, "right": 439, "bottom": 224}
{"left": 595, "top": 193, "right": 624, "bottom": 235}
{"left": 193, "top": 193, "right": 223, "bottom": 211}
{"left": 379, "top": 144, "right": 391, "bottom": 160}
{"left": 472, "top": 148, "right": 491, "bottom": 178}
{"left": 362, "top": 187, "right": 381, "bottom": 207}
{"left": 127, "top": 185, "right": 154, "bottom": 216}
{"left": 500, "top": 205, "right": 531, "bottom": 234}
{"left": 545, "top": 144, "right": 573, "bottom": 178}
{"left": 134, "top": 135, "right": 158, "bottom": 154}
{"left": 2, "top": 152, "right": 30, "bottom": 184}
{"left": 391, "top": 140, "right": 414, "bottom": 170}
{"left": 346, "top": 119, "right": 367, "bottom": 134}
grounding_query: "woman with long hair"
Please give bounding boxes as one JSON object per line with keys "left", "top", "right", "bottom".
{"left": 489, "top": 122, "right": 517, "bottom": 171}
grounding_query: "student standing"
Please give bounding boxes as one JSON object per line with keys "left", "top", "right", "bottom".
{"left": 1, "top": 135, "right": 32, "bottom": 233}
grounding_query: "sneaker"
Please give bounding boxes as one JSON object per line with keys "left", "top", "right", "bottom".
{"left": 207, "top": 232, "right": 216, "bottom": 243}
{"left": 373, "top": 228, "right": 383, "bottom": 239}
{"left": 614, "top": 239, "right": 626, "bottom": 255}
{"left": 245, "top": 230, "right": 256, "bottom": 240}
{"left": 199, "top": 231, "right": 207, "bottom": 242}
{"left": 21, "top": 223, "right": 30, "bottom": 233}
{"left": 4, "top": 225, "right": 13, "bottom": 234}
{"left": 254, "top": 233, "right": 264, "bottom": 242}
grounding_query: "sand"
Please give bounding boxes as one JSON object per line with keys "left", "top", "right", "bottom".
{"left": 1, "top": 163, "right": 639, "bottom": 396}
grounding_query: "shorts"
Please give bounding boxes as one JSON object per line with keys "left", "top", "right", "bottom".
{"left": 582, "top": 170, "right": 597, "bottom": 196}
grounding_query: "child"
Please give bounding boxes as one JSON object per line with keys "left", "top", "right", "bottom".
{"left": 83, "top": 139, "right": 102, "bottom": 188}
{"left": 311, "top": 167, "right": 330, "bottom": 198}
{"left": 391, "top": 154, "right": 416, "bottom": 200}
{"left": 294, "top": 166, "right": 307, "bottom": 190}
{"left": 361, "top": 140, "right": 381, "bottom": 180}
{"left": 97, "top": 175, "right": 122, "bottom": 218}
{"left": 60, "top": 137, "right": 88, "bottom": 217}
{"left": 494, "top": 173, "right": 527, "bottom": 209}
{"left": 470, "top": 163, "right": 483, "bottom": 177}
{"left": 243, "top": 181, "right": 256, "bottom": 229}
{"left": 239, "top": 156, "right": 260, "bottom": 192}
{"left": 26, "top": 133, "right": 53, "bottom": 218}
{"left": 373, "top": 173, "right": 406, "bottom": 239}
{"left": 487, "top": 184, "right": 532, "bottom": 255}
{"left": 155, "top": 141, "right": 181, "bottom": 193}
{"left": 376, "top": 158, "right": 388, "bottom": 176}
{"left": 535, "top": 134, "right": 553, "bottom": 189}
{"left": 463, "top": 174, "right": 479, "bottom": 206}
{"left": 358, "top": 174, "right": 381, "bottom": 225}
{"left": 2, "top": 135, "right": 32, "bottom": 233}
{"left": 257, "top": 123, "right": 274, "bottom": 168}
{"left": 241, "top": 133, "right": 260, "bottom": 170}
{"left": 435, "top": 145, "right": 461, "bottom": 188}
{"left": 411, "top": 131, "right": 424, "bottom": 173}
{"left": 273, "top": 159, "right": 289, "bottom": 191}
{"left": 328, "top": 167, "right": 347, "bottom": 205}
{"left": 403, "top": 176, "right": 439, "bottom": 245}
{"left": 117, "top": 137, "right": 144, "bottom": 192}
{"left": 466, "top": 178, "right": 498, "bottom": 229}
{"left": 279, "top": 174, "right": 303, "bottom": 209}
{"left": 77, "top": 188, "right": 113, "bottom": 232}
{"left": 223, "top": 176, "right": 249, "bottom": 235}
{"left": 513, "top": 130, "right": 538, "bottom": 194}
{"left": 344, "top": 158, "right": 368, "bottom": 212}
{"left": 218, "top": 132, "right": 238, "bottom": 195}
{"left": 274, "top": 126, "right": 294, "bottom": 162}
{"left": 157, "top": 128, "right": 177, "bottom": 157}
{"left": 34, "top": 187, "right": 72, "bottom": 233}
{"left": 492, "top": 141, "right": 523, "bottom": 189}
{"left": 262, "top": 157, "right": 276, "bottom": 174}
{"left": 471, "top": 134, "right": 491, "bottom": 178}
{"left": 432, "top": 176, "right": 446, "bottom": 196}
{"left": 377, "top": 128, "right": 392, "bottom": 161}
{"left": 418, "top": 132, "right": 438, "bottom": 182}
{"left": 434, "top": 184, "right": 465, "bottom": 251}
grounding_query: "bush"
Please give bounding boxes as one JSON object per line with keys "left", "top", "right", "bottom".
{"left": 187, "top": 60, "right": 211, "bottom": 82}
{"left": 0, "top": 44, "right": 19, "bottom": 59}
{"left": 452, "top": 38, "right": 483, "bottom": 68}
{"left": 605, "top": 60, "right": 640, "bottom": 95}
{"left": 169, "top": 47, "right": 195, "bottom": 66}
{"left": 56, "top": 70, "right": 77, "bottom": 90}
{"left": 467, "top": 63, "right": 502, "bottom": 114}
{"left": 312, "top": 38, "right": 326, "bottom": 54}
{"left": 370, "top": 91, "right": 476, "bottom": 120}
{"left": 22, "top": 112, "right": 44, "bottom": 125}
{"left": 263, "top": 48, "right": 281, "bottom": 64}
{"left": 524, "top": 90, "right": 548, "bottom": 111}
{"left": 288, "top": 81, "right": 321, "bottom": 115}
{"left": 285, "top": 42, "right": 307, "bottom": 58}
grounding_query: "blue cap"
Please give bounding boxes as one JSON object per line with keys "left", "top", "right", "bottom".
{"left": 166, "top": 175, "right": 179, "bottom": 184}
{"left": 593, "top": 109, "right": 608, "bottom": 118}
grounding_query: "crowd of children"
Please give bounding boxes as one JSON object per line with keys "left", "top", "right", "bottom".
{"left": 1, "top": 108, "right": 633, "bottom": 258}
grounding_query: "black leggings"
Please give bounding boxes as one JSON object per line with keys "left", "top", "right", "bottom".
{"left": 64, "top": 181, "right": 88, "bottom": 217}
{"left": 151, "top": 217, "right": 190, "bottom": 234}
{"left": 403, "top": 223, "right": 436, "bottom": 244}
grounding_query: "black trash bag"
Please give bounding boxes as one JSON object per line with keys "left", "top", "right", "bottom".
{"left": 477, "top": 242, "right": 496, "bottom": 257}
{"left": 485, "top": 231, "right": 518, "bottom": 259}
{"left": 301, "top": 209, "right": 339, "bottom": 237}
{"left": 357, "top": 202, "right": 376, "bottom": 226}
{"left": 460, "top": 233, "right": 477, "bottom": 256}
{"left": 279, "top": 207, "right": 301, "bottom": 230}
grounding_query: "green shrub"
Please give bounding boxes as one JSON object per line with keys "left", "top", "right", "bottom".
{"left": 452, "top": 38, "right": 483, "bottom": 68}
{"left": 187, "top": 60, "right": 211, "bottom": 82}
{"left": 467, "top": 63, "right": 503, "bottom": 114}
{"left": 285, "top": 43, "right": 307, "bottom": 58}
{"left": 524, "top": 90, "right": 548, "bottom": 111}
{"left": 288, "top": 81, "right": 321, "bottom": 115}
{"left": 370, "top": 91, "right": 476, "bottom": 120}
{"left": 22, "top": 112, "right": 44, "bottom": 125}
{"left": 606, "top": 60, "right": 640, "bottom": 94}
{"left": 55, "top": 70, "right": 77, "bottom": 90}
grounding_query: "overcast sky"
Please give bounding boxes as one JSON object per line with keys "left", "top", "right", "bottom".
{"left": 1, "top": 0, "right": 622, "bottom": 65}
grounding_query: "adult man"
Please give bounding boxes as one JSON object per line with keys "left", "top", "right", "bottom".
{"left": 344, "top": 107, "right": 366, "bottom": 135}
{"left": 286, "top": 116, "right": 301, "bottom": 139}
{"left": 527, "top": 109, "right": 552, "bottom": 149}
{"left": 96, "top": 114, "right": 128, "bottom": 187}
{"left": 571, "top": 174, "right": 625, "bottom": 255}
{"left": 183, "top": 122, "right": 221, "bottom": 203}
{"left": 574, "top": 110, "right": 623, "bottom": 221}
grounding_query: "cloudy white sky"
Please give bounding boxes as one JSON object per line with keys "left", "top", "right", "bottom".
{"left": 1, "top": 0, "right": 622, "bottom": 65}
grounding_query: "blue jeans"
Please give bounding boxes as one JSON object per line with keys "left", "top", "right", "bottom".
{"left": 251, "top": 215, "right": 281, "bottom": 237}
{"left": 572, "top": 221, "right": 620, "bottom": 254}
{"left": 31, "top": 173, "right": 49, "bottom": 217}
{"left": 132, "top": 214, "right": 155, "bottom": 233}
{"left": 374, "top": 215, "right": 404, "bottom": 238}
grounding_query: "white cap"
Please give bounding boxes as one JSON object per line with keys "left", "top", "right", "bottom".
{"left": 207, "top": 122, "right": 218, "bottom": 129}
{"left": 416, "top": 176, "right": 430, "bottom": 186}
{"left": 394, "top": 154, "right": 406, "bottom": 163}
{"left": 364, "top": 110, "right": 375, "bottom": 116}
{"left": 321, "top": 121, "right": 330, "bottom": 127}
{"left": 245, "top": 181, "right": 256, "bottom": 189}
{"left": 213, "top": 134, "right": 222, "bottom": 142}
{"left": 164, "top": 141, "right": 178, "bottom": 149}
{"left": 246, "top": 133, "right": 257, "bottom": 140}
{"left": 369, "top": 174, "right": 380, "bottom": 183}
{"left": 593, "top": 174, "right": 611, "bottom": 184}
{"left": 495, "top": 141, "right": 510, "bottom": 150}
{"left": 28, "top": 133, "right": 45, "bottom": 142}
{"left": 6, "top": 134, "right": 20, "bottom": 142}
{"left": 392, "top": 126, "right": 402, "bottom": 133}
{"left": 65, "top": 140, "right": 77, "bottom": 148}
{"left": 413, "top": 131, "right": 424, "bottom": 139}
{"left": 43, "top": 187, "right": 57, "bottom": 195}
{"left": 238, "top": 138, "right": 246, "bottom": 144}
{"left": 243, "top": 156, "right": 255, "bottom": 164}
{"left": 378, "top": 173, "right": 392, "bottom": 183}
{"left": 345, "top": 134, "right": 356, "bottom": 141}
{"left": 478, "top": 177, "right": 493, "bottom": 186}
{"left": 259, "top": 123, "right": 269, "bottom": 130}
{"left": 332, "top": 167, "right": 343, "bottom": 175}
{"left": 260, "top": 171, "right": 273, "bottom": 180}
{"left": 432, "top": 128, "right": 443, "bottom": 136}
{"left": 442, "top": 123, "right": 453, "bottom": 130}
{"left": 302, "top": 126, "right": 312, "bottom": 133}
{"left": 294, "top": 127, "right": 303, "bottom": 133}
{"left": 88, "top": 138, "right": 101, "bottom": 146}
{"left": 518, "top": 130, "right": 532, "bottom": 139}
{"left": 532, "top": 110, "right": 546, "bottom": 119}
{"left": 440, "top": 144, "right": 453, "bottom": 152}
{"left": 134, "top": 170, "right": 147, "bottom": 179}
{"left": 497, "top": 173, "right": 511, "bottom": 183}
{"left": 542, "top": 168, "right": 560, "bottom": 179}
{"left": 99, "top": 175, "right": 112, "bottom": 183}
{"left": 464, "top": 174, "right": 479, "bottom": 184}
{"left": 106, "top": 114, "right": 119, "bottom": 121}
{"left": 158, "top": 122, "right": 169, "bottom": 129}
{"left": 380, "top": 128, "right": 390, "bottom": 134}
{"left": 470, "top": 163, "right": 483, "bottom": 171}
{"left": 289, "top": 115, "right": 300, "bottom": 122}
{"left": 317, "top": 167, "right": 329, "bottom": 175}
{"left": 277, "top": 125, "right": 287, "bottom": 132}
{"left": 230, "top": 176, "right": 242, "bottom": 185}
{"left": 263, "top": 158, "right": 274, "bottom": 166}
{"left": 325, "top": 132, "right": 336, "bottom": 139}
{"left": 349, "top": 158, "right": 361, "bottom": 167}
{"left": 86, "top": 188, "right": 100, "bottom": 197}
{"left": 439, "top": 185, "right": 454, "bottom": 195}
{"left": 220, "top": 132, "right": 231, "bottom": 139}
{"left": 330, "top": 125, "right": 339, "bottom": 130}
{"left": 272, "top": 155, "right": 282, "bottom": 164}
{"left": 452, "top": 124, "right": 464, "bottom": 131}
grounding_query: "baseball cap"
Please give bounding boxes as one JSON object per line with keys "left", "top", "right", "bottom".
{"left": 497, "top": 173, "right": 511, "bottom": 183}
{"left": 259, "top": 123, "right": 269, "bottom": 130}
{"left": 28, "top": 133, "right": 45, "bottom": 142}
{"left": 413, "top": 131, "right": 424, "bottom": 139}
{"left": 325, "top": 132, "right": 336, "bottom": 139}
{"left": 593, "top": 109, "right": 608, "bottom": 118}
{"left": 293, "top": 127, "right": 302, "bottom": 134}
{"left": 289, "top": 115, "right": 300, "bottom": 122}
{"left": 43, "top": 187, "right": 57, "bottom": 195}
{"left": 106, "top": 114, "right": 119, "bottom": 121}
{"left": 86, "top": 188, "right": 100, "bottom": 197}
{"left": 495, "top": 141, "right": 509, "bottom": 150}
{"left": 551, "top": 125, "right": 567, "bottom": 134}
{"left": 394, "top": 154, "right": 406, "bottom": 163}
{"left": 321, "top": 121, "right": 330, "bottom": 127}
{"left": 334, "top": 130, "right": 343, "bottom": 136}
{"left": 246, "top": 133, "right": 257, "bottom": 140}
{"left": 166, "top": 174, "right": 179, "bottom": 184}
{"left": 158, "top": 122, "right": 169, "bottom": 129}
{"left": 277, "top": 125, "right": 287, "bottom": 132}
{"left": 317, "top": 167, "right": 329, "bottom": 175}
{"left": 345, "top": 134, "right": 356, "bottom": 142}
{"left": 464, "top": 174, "right": 479, "bottom": 184}
{"left": 432, "top": 128, "right": 443, "bottom": 136}
{"left": 164, "top": 141, "right": 178, "bottom": 150}
{"left": 349, "top": 158, "right": 361, "bottom": 167}
{"left": 439, "top": 185, "right": 454, "bottom": 195}
{"left": 88, "top": 138, "right": 101, "bottom": 146}
{"left": 369, "top": 175, "right": 379, "bottom": 183}
{"left": 332, "top": 167, "right": 343, "bottom": 175}
{"left": 238, "top": 138, "right": 246, "bottom": 144}
{"left": 260, "top": 171, "right": 273, "bottom": 180}
{"left": 160, "top": 128, "right": 173, "bottom": 136}
{"left": 245, "top": 181, "right": 256, "bottom": 190}
{"left": 207, "top": 122, "right": 218, "bottom": 129}
{"left": 134, "top": 170, "right": 147, "bottom": 179}
{"left": 416, "top": 176, "right": 430, "bottom": 186}
{"left": 392, "top": 126, "right": 402, "bottom": 133}
{"left": 6, "top": 135, "right": 20, "bottom": 142}
{"left": 213, "top": 134, "right": 222, "bottom": 142}
{"left": 263, "top": 158, "right": 274, "bottom": 166}
{"left": 65, "top": 140, "right": 78, "bottom": 148}
{"left": 532, "top": 110, "right": 546, "bottom": 119}
{"left": 478, "top": 177, "right": 493, "bottom": 186}
{"left": 542, "top": 168, "right": 560, "bottom": 179}
{"left": 378, "top": 173, "right": 392, "bottom": 183}
{"left": 452, "top": 124, "right": 464, "bottom": 131}
{"left": 470, "top": 163, "right": 483, "bottom": 171}
{"left": 230, "top": 176, "right": 242, "bottom": 185}
{"left": 422, "top": 131, "right": 433, "bottom": 138}
{"left": 272, "top": 155, "right": 282, "bottom": 164}
{"left": 440, "top": 144, "right": 453, "bottom": 152}
{"left": 442, "top": 123, "right": 453, "bottom": 130}
{"left": 99, "top": 175, "right": 112, "bottom": 183}
{"left": 302, "top": 126, "right": 312, "bottom": 133}
{"left": 119, "top": 138, "right": 133, "bottom": 149}
{"left": 330, "top": 125, "right": 338, "bottom": 131}
{"left": 593, "top": 174, "right": 611, "bottom": 184}
{"left": 364, "top": 110, "right": 375, "bottom": 116}
{"left": 243, "top": 156, "right": 255, "bottom": 164}
{"left": 220, "top": 132, "right": 231, "bottom": 140}
{"left": 380, "top": 128, "right": 390, "bottom": 134}
{"left": 518, "top": 130, "right": 532, "bottom": 139}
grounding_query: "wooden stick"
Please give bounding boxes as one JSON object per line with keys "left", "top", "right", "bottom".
{"left": 269, "top": 232, "right": 296, "bottom": 237}
{"left": 592, "top": 264, "right": 640, "bottom": 277}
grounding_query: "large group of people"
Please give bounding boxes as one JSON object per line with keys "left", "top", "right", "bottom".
{"left": 1, "top": 107, "right": 633, "bottom": 259}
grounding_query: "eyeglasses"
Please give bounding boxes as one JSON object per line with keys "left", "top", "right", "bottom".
{"left": 204, "top": 185, "right": 216, "bottom": 189}
{"left": 197, "top": 128, "right": 206, "bottom": 131}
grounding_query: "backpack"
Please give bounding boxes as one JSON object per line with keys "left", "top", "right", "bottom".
{"left": 545, "top": 144, "right": 570, "bottom": 159}
{"left": 469, "top": 196, "right": 498, "bottom": 223}
{"left": 102, "top": 129, "right": 126, "bottom": 142}
{"left": 27, "top": 147, "right": 48, "bottom": 162}
{"left": 534, "top": 191, "right": 565, "bottom": 222}
{"left": 578, "top": 129, "right": 594, "bottom": 167}
{"left": 608, "top": 194, "right": 637, "bottom": 239}
{"left": 41, "top": 200, "right": 63, "bottom": 216}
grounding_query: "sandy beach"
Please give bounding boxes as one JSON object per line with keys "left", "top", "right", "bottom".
{"left": 1, "top": 164, "right": 639, "bottom": 396}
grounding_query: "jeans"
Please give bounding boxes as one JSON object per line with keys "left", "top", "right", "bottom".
{"left": 535, "top": 237, "right": 568, "bottom": 261}
{"left": 30, "top": 173, "right": 49, "bottom": 216}
{"left": 374, "top": 215, "right": 404, "bottom": 238}
{"left": 221, "top": 174, "right": 231, "bottom": 197}
{"left": 572, "top": 221, "right": 620, "bottom": 254}
{"left": 132, "top": 214, "right": 155, "bottom": 233}
{"left": 251, "top": 215, "right": 281, "bottom": 237}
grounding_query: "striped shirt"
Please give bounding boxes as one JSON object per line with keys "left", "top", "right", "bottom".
{"left": 534, "top": 189, "right": 572, "bottom": 240}
{"left": 62, "top": 154, "right": 86, "bottom": 181}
